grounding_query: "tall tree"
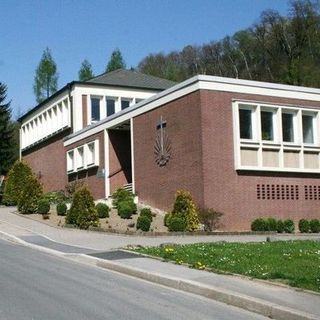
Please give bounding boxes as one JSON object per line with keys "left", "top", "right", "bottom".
{"left": 33, "top": 48, "right": 58, "bottom": 104}
{"left": 78, "top": 59, "right": 94, "bottom": 81}
{"left": 0, "top": 83, "right": 17, "bottom": 175}
{"left": 105, "top": 48, "right": 126, "bottom": 72}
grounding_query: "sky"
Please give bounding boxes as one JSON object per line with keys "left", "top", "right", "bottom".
{"left": 0, "top": 0, "right": 289, "bottom": 118}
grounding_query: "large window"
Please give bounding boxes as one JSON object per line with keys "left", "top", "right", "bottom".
{"left": 261, "top": 111, "right": 274, "bottom": 141}
{"left": 121, "top": 99, "right": 130, "bottom": 110}
{"left": 303, "top": 114, "right": 314, "bottom": 144}
{"left": 239, "top": 109, "right": 252, "bottom": 139}
{"left": 282, "top": 112, "right": 295, "bottom": 143}
{"left": 91, "top": 97, "right": 100, "bottom": 122}
{"left": 106, "top": 98, "right": 115, "bottom": 117}
{"left": 234, "top": 101, "right": 320, "bottom": 173}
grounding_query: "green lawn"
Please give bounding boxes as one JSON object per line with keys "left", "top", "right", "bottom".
{"left": 134, "top": 240, "right": 320, "bottom": 292}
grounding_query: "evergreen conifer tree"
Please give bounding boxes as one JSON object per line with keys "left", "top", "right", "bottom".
{"left": 78, "top": 59, "right": 94, "bottom": 81}
{"left": 33, "top": 48, "right": 58, "bottom": 103}
{"left": 105, "top": 48, "right": 126, "bottom": 72}
{"left": 0, "top": 82, "right": 16, "bottom": 175}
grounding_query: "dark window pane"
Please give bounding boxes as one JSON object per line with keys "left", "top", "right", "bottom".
{"left": 121, "top": 100, "right": 130, "bottom": 110}
{"left": 282, "top": 113, "right": 294, "bottom": 142}
{"left": 261, "top": 111, "right": 273, "bottom": 140}
{"left": 106, "top": 99, "right": 115, "bottom": 117}
{"left": 91, "top": 98, "right": 100, "bottom": 121}
{"left": 303, "top": 115, "right": 314, "bottom": 143}
{"left": 239, "top": 109, "right": 252, "bottom": 139}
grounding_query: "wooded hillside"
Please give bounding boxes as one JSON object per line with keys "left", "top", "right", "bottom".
{"left": 138, "top": 0, "right": 320, "bottom": 87}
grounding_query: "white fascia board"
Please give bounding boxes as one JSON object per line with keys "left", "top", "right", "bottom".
{"left": 64, "top": 75, "right": 320, "bottom": 146}
{"left": 198, "top": 75, "right": 320, "bottom": 101}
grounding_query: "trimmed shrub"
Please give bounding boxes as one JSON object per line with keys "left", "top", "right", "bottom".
{"left": 95, "top": 203, "right": 110, "bottom": 219}
{"left": 171, "top": 190, "right": 199, "bottom": 231}
{"left": 65, "top": 181, "right": 84, "bottom": 200}
{"left": 276, "top": 220, "right": 285, "bottom": 233}
{"left": 56, "top": 202, "right": 67, "bottom": 216}
{"left": 66, "top": 186, "right": 100, "bottom": 229}
{"left": 112, "top": 188, "right": 134, "bottom": 209}
{"left": 198, "top": 208, "right": 223, "bottom": 231}
{"left": 251, "top": 218, "right": 268, "bottom": 231}
{"left": 17, "top": 174, "right": 43, "bottom": 214}
{"left": 3, "top": 160, "right": 33, "bottom": 206}
{"left": 164, "top": 213, "right": 172, "bottom": 227}
{"left": 37, "top": 198, "right": 50, "bottom": 215}
{"left": 168, "top": 216, "right": 186, "bottom": 232}
{"left": 118, "top": 200, "right": 137, "bottom": 219}
{"left": 140, "top": 208, "right": 152, "bottom": 222}
{"left": 298, "top": 219, "right": 310, "bottom": 233}
{"left": 267, "top": 218, "right": 277, "bottom": 231}
{"left": 137, "top": 215, "right": 151, "bottom": 232}
{"left": 310, "top": 219, "right": 320, "bottom": 233}
{"left": 283, "top": 219, "right": 295, "bottom": 233}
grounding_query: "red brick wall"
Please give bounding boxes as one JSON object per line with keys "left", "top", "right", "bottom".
{"left": 22, "top": 130, "right": 70, "bottom": 192}
{"left": 66, "top": 131, "right": 105, "bottom": 199}
{"left": 133, "top": 91, "right": 204, "bottom": 211}
{"left": 108, "top": 129, "right": 132, "bottom": 193}
{"left": 200, "top": 90, "right": 320, "bottom": 230}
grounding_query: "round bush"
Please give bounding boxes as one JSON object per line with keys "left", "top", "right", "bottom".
{"left": 38, "top": 198, "right": 50, "bottom": 215}
{"left": 140, "top": 208, "right": 152, "bottom": 221}
{"left": 118, "top": 200, "right": 136, "bottom": 219}
{"left": 267, "top": 218, "right": 277, "bottom": 231}
{"left": 283, "top": 219, "right": 295, "bottom": 233}
{"left": 95, "top": 203, "right": 110, "bottom": 219}
{"left": 276, "top": 220, "right": 284, "bottom": 233}
{"left": 298, "top": 219, "right": 310, "bottom": 233}
{"left": 310, "top": 219, "right": 320, "bottom": 233}
{"left": 137, "top": 215, "right": 151, "bottom": 232}
{"left": 251, "top": 218, "right": 268, "bottom": 231}
{"left": 112, "top": 188, "right": 133, "bottom": 209}
{"left": 168, "top": 216, "right": 186, "bottom": 232}
{"left": 56, "top": 202, "right": 67, "bottom": 216}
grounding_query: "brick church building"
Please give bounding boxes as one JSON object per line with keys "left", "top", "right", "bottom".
{"left": 19, "top": 69, "right": 320, "bottom": 230}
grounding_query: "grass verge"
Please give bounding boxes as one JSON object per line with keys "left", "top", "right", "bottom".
{"left": 133, "top": 240, "right": 320, "bottom": 292}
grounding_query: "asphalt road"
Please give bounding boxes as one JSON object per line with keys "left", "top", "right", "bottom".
{"left": 0, "top": 239, "right": 268, "bottom": 320}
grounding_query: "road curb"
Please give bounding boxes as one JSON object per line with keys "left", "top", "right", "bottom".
{"left": 74, "top": 254, "right": 319, "bottom": 320}
{"left": 0, "top": 230, "right": 318, "bottom": 320}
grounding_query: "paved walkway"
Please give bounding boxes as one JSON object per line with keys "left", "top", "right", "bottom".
{"left": 0, "top": 206, "right": 319, "bottom": 250}
{"left": 1, "top": 206, "right": 320, "bottom": 320}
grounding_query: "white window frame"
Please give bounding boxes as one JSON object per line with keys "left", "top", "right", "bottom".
{"left": 66, "top": 140, "right": 99, "bottom": 174}
{"left": 67, "top": 150, "right": 75, "bottom": 173}
{"left": 233, "top": 101, "right": 320, "bottom": 173}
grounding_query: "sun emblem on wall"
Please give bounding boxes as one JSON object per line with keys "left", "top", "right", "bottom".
{"left": 154, "top": 116, "right": 171, "bottom": 167}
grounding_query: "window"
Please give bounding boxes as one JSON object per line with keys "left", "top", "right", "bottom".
{"left": 121, "top": 99, "right": 130, "bottom": 110}
{"left": 67, "top": 150, "right": 74, "bottom": 172}
{"left": 77, "top": 146, "right": 84, "bottom": 169}
{"left": 303, "top": 114, "right": 314, "bottom": 144}
{"left": 239, "top": 109, "right": 252, "bottom": 139}
{"left": 87, "top": 142, "right": 95, "bottom": 166}
{"left": 282, "top": 112, "right": 295, "bottom": 142}
{"left": 135, "top": 98, "right": 143, "bottom": 104}
{"left": 261, "top": 111, "right": 274, "bottom": 141}
{"left": 106, "top": 98, "right": 115, "bottom": 117}
{"left": 91, "top": 97, "right": 100, "bottom": 122}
